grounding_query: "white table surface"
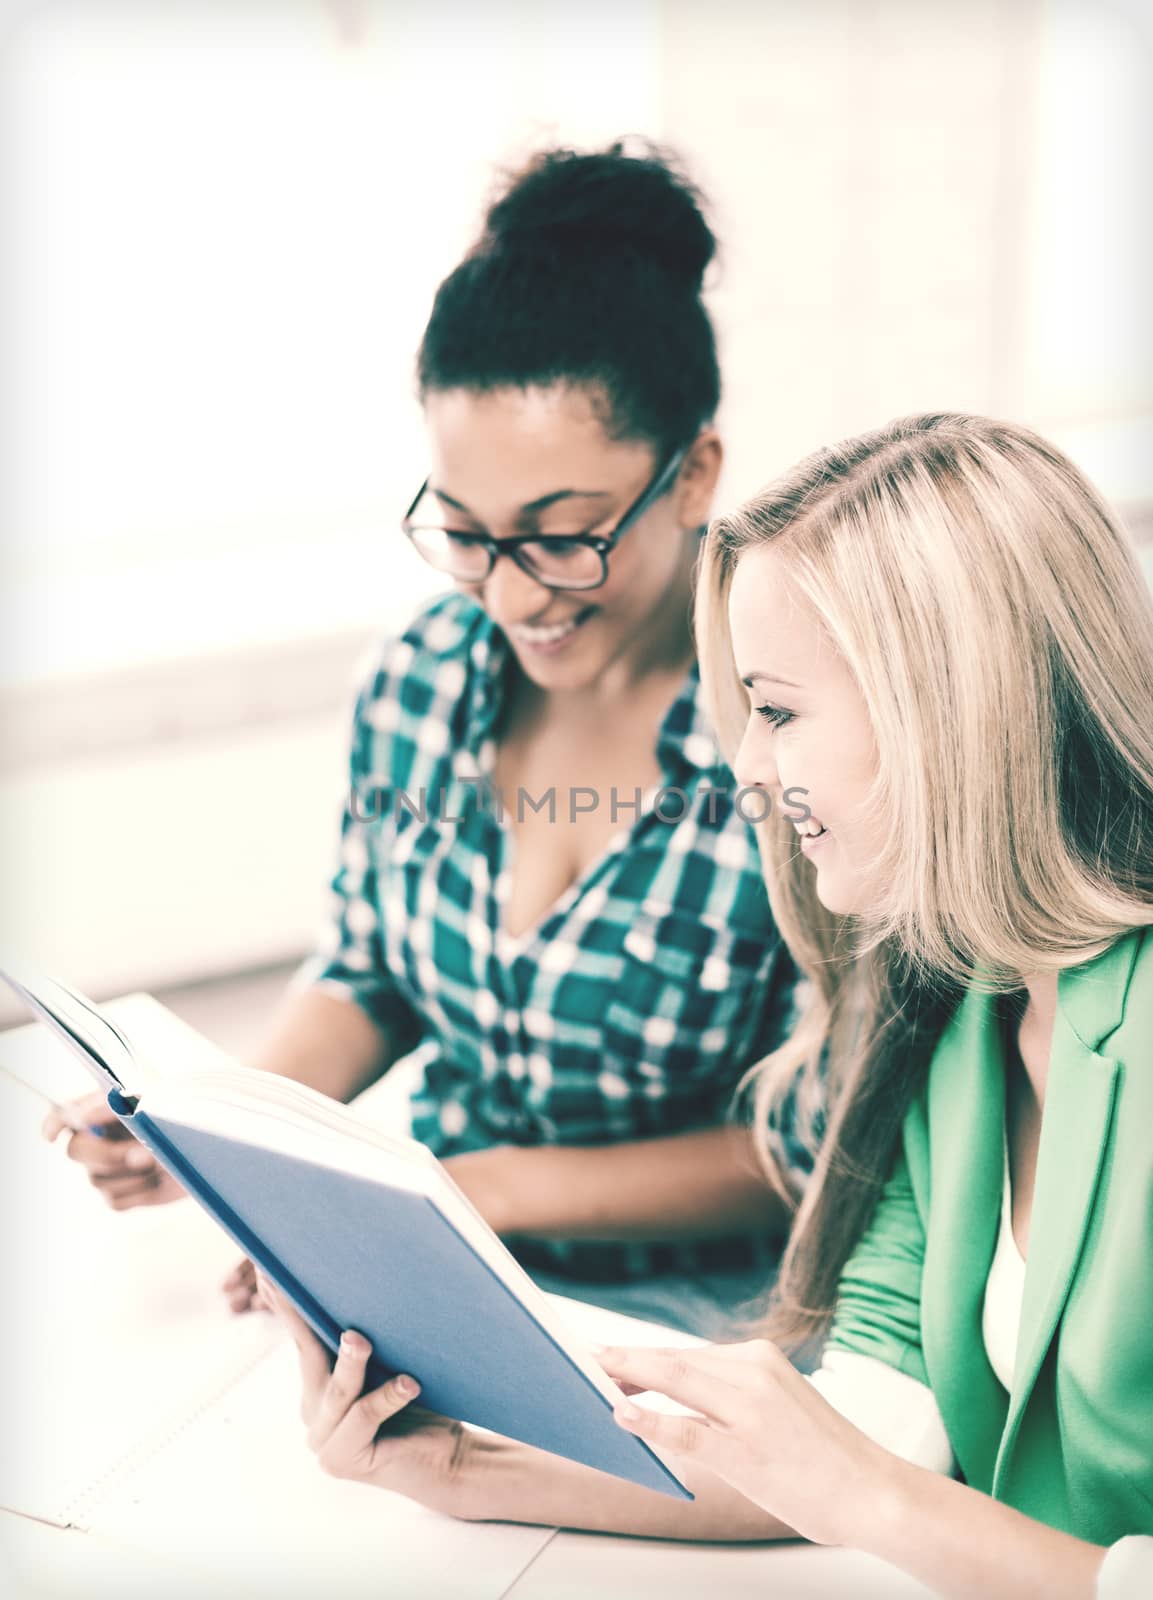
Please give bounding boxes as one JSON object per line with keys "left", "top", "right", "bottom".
{"left": 0, "top": 994, "right": 938, "bottom": 1599}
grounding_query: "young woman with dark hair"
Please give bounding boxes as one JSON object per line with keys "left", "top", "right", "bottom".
{"left": 47, "top": 142, "right": 821, "bottom": 1339}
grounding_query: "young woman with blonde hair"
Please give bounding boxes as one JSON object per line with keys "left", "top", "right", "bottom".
{"left": 266, "top": 414, "right": 1153, "bottom": 1597}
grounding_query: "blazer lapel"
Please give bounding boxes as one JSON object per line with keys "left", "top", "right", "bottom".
{"left": 992, "top": 935, "right": 1140, "bottom": 1487}
{"left": 921, "top": 986, "right": 1009, "bottom": 1486}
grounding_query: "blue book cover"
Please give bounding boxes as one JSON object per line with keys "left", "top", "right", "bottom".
{"left": 3, "top": 962, "right": 691, "bottom": 1501}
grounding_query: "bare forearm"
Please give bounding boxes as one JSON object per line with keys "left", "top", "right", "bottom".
{"left": 459, "top": 1435, "right": 795, "bottom": 1541}
{"left": 447, "top": 1126, "right": 787, "bottom": 1242}
{"left": 864, "top": 1457, "right": 1107, "bottom": 1600}
{"left": 469, "top": 1425, "right": 1106, "bottom": 1577}
{"left": 248, "top": 985, "right": 395, "bottom": 1103}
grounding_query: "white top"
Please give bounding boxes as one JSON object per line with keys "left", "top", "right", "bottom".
{"left": 807, "top": 1150, "right": 1153, "bottom": 1596}
{"left": 981, "top": 1141, "right": 1028, "bottom": 1392}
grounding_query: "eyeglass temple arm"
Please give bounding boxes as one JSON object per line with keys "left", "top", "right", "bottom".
{"left": 401, "top": 477, "right": 432, "bottom": 527}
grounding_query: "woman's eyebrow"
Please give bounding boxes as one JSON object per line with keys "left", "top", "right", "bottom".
{"left": 522, "top": 487, "right": 615, "bottom": 512}
{"left": 431, "top": 486, "right": 614, "bottom": 516}
{"left": 741, "top": 671, "right": 801, "bottom": 689}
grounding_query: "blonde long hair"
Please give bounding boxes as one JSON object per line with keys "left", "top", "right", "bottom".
{"left": 697, "top": 413, "right": 1153, "bottom": 1348}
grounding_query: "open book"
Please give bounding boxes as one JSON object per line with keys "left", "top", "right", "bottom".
{"left": 1, "top": 960, "right": 690, "bottom": 1501}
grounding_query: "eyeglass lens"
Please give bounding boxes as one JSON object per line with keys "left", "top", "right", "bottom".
{"left": 406, "top": 523, "right": 606, "bottom": 589}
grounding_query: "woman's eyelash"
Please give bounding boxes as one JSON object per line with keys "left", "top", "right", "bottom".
{"left": 755, "top": 703, "right": 794, "bottom": 729}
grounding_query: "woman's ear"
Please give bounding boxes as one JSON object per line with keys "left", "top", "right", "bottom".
{"left": 677, "top": 428, "right": 723, "bottom": 528}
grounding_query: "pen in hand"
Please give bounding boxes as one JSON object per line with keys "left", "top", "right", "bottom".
{"left": 35, "top": 1073, "right": 183, "bottom": 1208}
{"left": 0, "top": 1060, "right": 110, "bottom": 1136}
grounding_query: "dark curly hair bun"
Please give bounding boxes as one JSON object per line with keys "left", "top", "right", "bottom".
{"left": 418, "top": 139, "right": 721, "bottom": 455}
{"left": 481, "top": 143, "right": 716, "bottom": 293}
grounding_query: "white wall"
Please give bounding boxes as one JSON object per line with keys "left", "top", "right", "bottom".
{"left": 661, "top": 0, "right": 1151, "bottom": 509}
{"left": 2, "top": 718, "right": 348, "bottom": 1005}
{"left": 1, "top": 0, "right": 661, "bottom": 1006}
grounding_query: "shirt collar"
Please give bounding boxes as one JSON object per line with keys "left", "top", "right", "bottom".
{"left": 656, "top": 658, "right": 722, "bottom": 779}
{"left": 464, "top": 607, "right": 512, "bottom": 744}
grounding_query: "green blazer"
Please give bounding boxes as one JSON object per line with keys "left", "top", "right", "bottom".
{"left": 828, "top": 926, "right": 1153, "bottom": 1544}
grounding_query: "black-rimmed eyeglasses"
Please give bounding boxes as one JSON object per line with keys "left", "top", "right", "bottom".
{"left": 401, "top": 445, "right": 689, "bottom": 592}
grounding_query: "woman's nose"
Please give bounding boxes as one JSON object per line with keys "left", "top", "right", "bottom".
{"left": 732, "top": 719, "right": 779, "bottom": 796}
{"left": 479, "top": 552, "right": 555, "bottom": 624}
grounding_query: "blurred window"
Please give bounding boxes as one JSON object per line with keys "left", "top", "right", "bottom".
{"left": 3, "top": 0, "right": 659, "bottom": 682}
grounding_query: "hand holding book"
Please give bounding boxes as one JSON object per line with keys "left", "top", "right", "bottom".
{"left": 259, "top": 1275, "right": 474, "bottom": 1516}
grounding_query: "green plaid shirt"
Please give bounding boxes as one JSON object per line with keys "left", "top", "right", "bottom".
{"left": 302, "top": 592, "right": 823, "bottom": 1282}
